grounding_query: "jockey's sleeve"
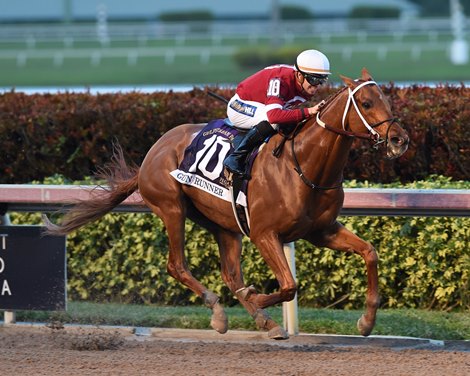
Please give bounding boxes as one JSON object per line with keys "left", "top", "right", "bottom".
{"left": 266, "top": 106, "right": 309, "bottom": 124}
{"left": 264, "top": 76, "right": 309, "bottom": 124}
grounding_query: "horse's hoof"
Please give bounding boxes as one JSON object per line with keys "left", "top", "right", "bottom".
{"left": 357, "top": 314, "right": 374, "bottom": 337}
{"left": 268, "top": 326, "right": 289, "bottom": 340}
{"left": 211, "top": 304, "right": 228, "bottom": 334}
{"left": 211, "top": 318, "right": 228, "bottom": 334}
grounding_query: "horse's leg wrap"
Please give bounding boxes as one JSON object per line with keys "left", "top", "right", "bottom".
{"left": 236, "top": 286, "right": 288, "bottom": 340}
{"left": 252, "top": 309, "right": 271, "bottom": 329}
{"left": 235, "top": 285, "right": 257, "bottom": 301}
{"left": 203, "top": 290, "right": 220, "bottom": 308}
{"left": 203, "top": 290, "right": 228, "bottom": 334}
{"left": 251, "top": 309, "right": 288, "bottom": 339}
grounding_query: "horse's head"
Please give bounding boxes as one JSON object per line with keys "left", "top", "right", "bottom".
{"left": 332, "top": 68, "right": 409, "bottom": 159}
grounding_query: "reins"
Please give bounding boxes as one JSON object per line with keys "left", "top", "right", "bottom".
{"left": 273, "top": 120, "right": 343, "bottom": 190}
{"left": 291, "top": 133, "right": 344, "bottom": 191}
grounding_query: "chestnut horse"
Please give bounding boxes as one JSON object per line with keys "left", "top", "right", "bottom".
{"left": 45, "top": 69, "right": 409, "bottom": 340}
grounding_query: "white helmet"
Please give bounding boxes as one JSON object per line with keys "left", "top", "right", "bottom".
{"left": 295, "top": 50, "right": 331, "bottom": 76}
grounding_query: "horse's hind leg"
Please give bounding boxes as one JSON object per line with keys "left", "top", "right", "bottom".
{"left": 145, "top": 198, "right": 228, "bottom": 334}
{"left": 215, "top": 229, "right": 288, "bottom": 339}
{"left": 305, "top": 222, "right": 379, "bottom": 337}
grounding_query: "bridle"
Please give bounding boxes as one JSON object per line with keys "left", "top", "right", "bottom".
{"left": 316, "top": 80, "right": 398, "bottom": 149}
{"left": 286, "top": 80, "right": 399, "bottom": 190}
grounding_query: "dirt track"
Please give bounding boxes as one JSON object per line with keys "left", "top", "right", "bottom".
{"left": 1, "top": 325, "right": 469, "bottom": 376}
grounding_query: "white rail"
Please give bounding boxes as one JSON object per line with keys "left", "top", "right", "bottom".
{"left": 1, "top": 185, "right": 469, "bottom": 217}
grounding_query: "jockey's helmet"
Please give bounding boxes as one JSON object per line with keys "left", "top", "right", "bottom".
{"left": 295, "top": 50, "right": 331, "bottom": 76}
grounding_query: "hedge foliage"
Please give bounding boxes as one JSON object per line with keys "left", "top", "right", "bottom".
{"left": 159, "top": 10, "right": 214, "bottom": 22}
{"left": 10, "top": 176, "right": 469, "bottom": 311}
{"left": 0, "top": 88, "right": 230, "bottom": 183}
{"left": 348, "top": 6, "right": 401, "bottom": 19}
{"left": 1, "top": 85, "right": 469, "bottom": 184}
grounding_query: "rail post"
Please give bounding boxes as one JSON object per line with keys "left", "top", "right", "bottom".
{"left": 282, "top": 242, "right": 299, "bottom": 335}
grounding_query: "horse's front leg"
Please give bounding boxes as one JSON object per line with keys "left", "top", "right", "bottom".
{"left": 246, "top": 230, "right": 298, "bottom": 312}
{"left": 215, "top": 229, "right": 288, "bottom": 340}
{"left": 305, "top": 222, "right": 379, "bottom": 336}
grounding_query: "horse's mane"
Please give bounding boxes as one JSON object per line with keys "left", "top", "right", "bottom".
{"left": 273, "top": 84, "right": 352, "bottom": 157}
{"left": 313, "top": 84, "right": 349, "bottom": 111}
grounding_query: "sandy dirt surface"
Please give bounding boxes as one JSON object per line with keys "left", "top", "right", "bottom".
{"left": 0, "top": 325, "right": 469, "bottom": 376}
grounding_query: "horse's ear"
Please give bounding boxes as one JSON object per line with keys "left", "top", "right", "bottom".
{"left": 361, "top": 68, "right": 373, "bottom": 81}
{"left": 340, "top": 74, "right": 356, "bottom": 89}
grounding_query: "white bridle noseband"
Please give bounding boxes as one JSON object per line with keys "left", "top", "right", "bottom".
{"left": 341, "top": 80, "right": 380, "bottom": 138}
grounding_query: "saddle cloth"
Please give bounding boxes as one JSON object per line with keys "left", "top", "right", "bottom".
{"left": 170, "top": 119, "right": 251, "bottom": 207}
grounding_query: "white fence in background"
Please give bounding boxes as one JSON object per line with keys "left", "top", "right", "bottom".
{"left": 0, "top": 43, "right": 455, "bottom": 68}
{"left": 0, "top": 18, "right": 468, "bottom": 42}
{"left": 0, "top": 18, "right": 467, "bottom": 68}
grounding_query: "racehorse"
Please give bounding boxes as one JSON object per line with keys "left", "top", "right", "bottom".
{"left": 45, "top": 68, "right": 409, "bottom": 340}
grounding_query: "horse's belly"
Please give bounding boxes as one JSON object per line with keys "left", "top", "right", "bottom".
{"left": 183, "top": 186, "right": 240, "bottom": 230}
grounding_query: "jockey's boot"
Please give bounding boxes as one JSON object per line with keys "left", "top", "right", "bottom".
{"left": 223, "top": 120, "right": 276, "bottom": 178}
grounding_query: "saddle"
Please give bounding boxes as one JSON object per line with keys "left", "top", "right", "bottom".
{"left": 170, "top": 119, "right": 259, "bottom": 236}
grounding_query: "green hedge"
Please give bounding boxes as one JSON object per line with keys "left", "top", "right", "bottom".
{"left": 1, "top": 86, "right": 468, "bottom": 184}
{"left": 159, "top": 10, "right": 213, "bottom": 22}
{"left": 348, "top": 6, "right": 401, "bottom": 19}
{"left": 0, "top": 88, "right": 229, "bottom": 183}
{"left": 233, "top": 46, "right": 302, "bottom": 69}
{"left": 280, "top": 6, "right": 314, "bottom": 20}
{"left": 10, "top": 176, "right": 469, "bottom": 310}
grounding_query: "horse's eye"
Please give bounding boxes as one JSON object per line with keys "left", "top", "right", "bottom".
{"left": 362, "top": 101, "right": 372, "bottom": 109}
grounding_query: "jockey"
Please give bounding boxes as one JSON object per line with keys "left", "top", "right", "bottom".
{"left": 223, "top": 49, "right": 331, "bottom": 178}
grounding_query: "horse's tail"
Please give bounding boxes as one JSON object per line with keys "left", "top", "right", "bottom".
{"left": 43, "top": 143, "right": 140, "bottom": 236}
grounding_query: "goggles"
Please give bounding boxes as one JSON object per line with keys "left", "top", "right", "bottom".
{"left": 303, "top": 73, "right": 329, "bottom": 86}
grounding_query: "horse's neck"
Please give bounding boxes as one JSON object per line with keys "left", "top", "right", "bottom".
{"left": 295, "top": 92, "right": 353, "bottom": 187}
{"left": 320, "top": 87, "right": 349, "bottom": 131}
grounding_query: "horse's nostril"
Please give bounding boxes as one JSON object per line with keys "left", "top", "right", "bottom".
{"left": 391, "top": 136, "right": 408, "bottom": 147}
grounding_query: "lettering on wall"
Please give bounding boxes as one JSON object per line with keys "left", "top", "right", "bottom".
{"left": 0, "top": 233, "right": 12, "bottom": 296}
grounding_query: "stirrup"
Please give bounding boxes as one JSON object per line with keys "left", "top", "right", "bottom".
{"left": 223, "top": 162, "right": 248, "bottom": 179}
{"left": 226, "top": 168, "right": 250, "bottom": 181}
